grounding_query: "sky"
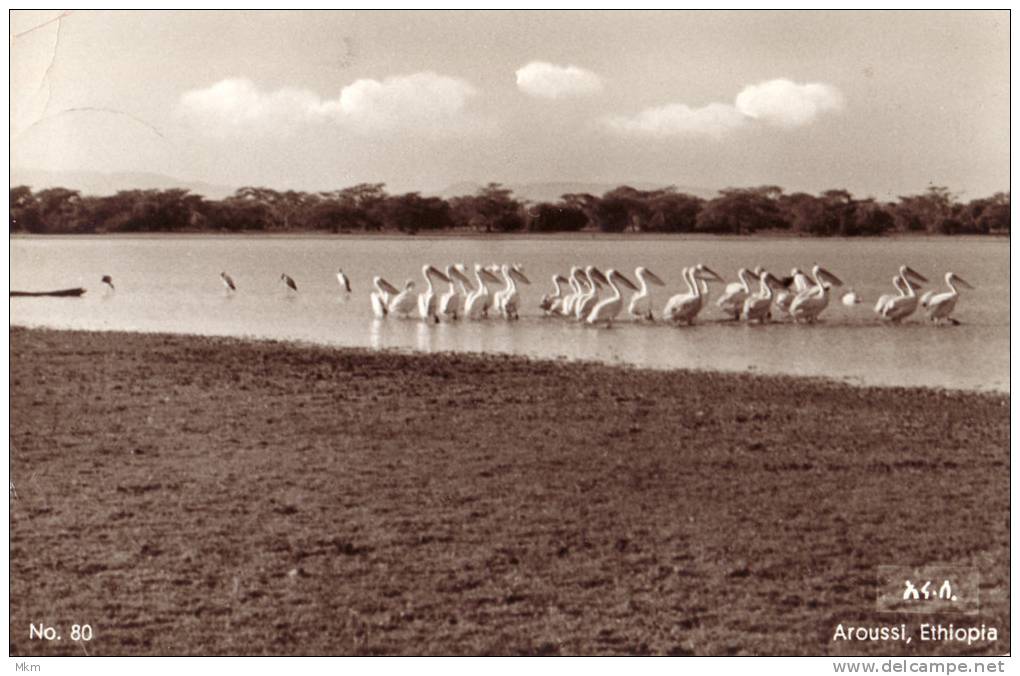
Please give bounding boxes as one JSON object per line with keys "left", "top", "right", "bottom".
{"left": 9, "top": 10, "right": 1011, "bottom": 200}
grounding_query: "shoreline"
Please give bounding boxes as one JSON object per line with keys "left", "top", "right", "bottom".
{"left": 8, "top": 321, "right": 1009, "bottom": 396}
{"left": 10, "top": 327, "right": 1010, "bottom": 655}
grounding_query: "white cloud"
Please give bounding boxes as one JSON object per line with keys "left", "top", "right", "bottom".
{"left": 179, "top": 72, "right": 482, "bottom": 136}
{"left": 515, "top": 61, "right": 603, "bottom": 99}
{"left": 602, "top": 102, "right": 748, "bottom": 139}
{"left": 734, "top": 78, "right": 844, "bottom": 127}
{"left": 603, "top": 78, "right": 843, "bottom": 138}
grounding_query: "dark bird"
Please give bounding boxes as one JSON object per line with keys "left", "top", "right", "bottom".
{"left": 336, "top": 268, "right": 352, "bottom": 293}
{"left": 281, "top": 273, "right": 298, "bottom": 292}
{"left": 101, "top": 275, "right": 115, "bottom": 291}
{"left": 220, "top": 271, "right": 236, "bottom": 292}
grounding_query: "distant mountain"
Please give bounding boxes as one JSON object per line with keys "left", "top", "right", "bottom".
{"left": 434, "top": 181, "right": 719, "bottom": 202}
{"left": 10, "top": 168, "right": 236, "bottom": 200}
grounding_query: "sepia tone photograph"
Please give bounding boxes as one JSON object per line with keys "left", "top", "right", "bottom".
{"left": 8, "top": 9, "right": 1010, "bottom": 663}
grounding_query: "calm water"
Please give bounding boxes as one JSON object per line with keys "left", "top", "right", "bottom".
{"left": 10, "top": 235, "right": 1010, "bottom": 393}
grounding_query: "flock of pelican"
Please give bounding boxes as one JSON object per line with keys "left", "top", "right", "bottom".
{"left": 350, "top": 261, "right": 974, "bottom": 327}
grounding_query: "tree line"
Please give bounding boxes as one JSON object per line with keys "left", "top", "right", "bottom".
{"left": 9, "top": 183, "right": 1009, "bottom": 236}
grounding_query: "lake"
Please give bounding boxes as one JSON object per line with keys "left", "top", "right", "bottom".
{"left": 9, "top": 234, "right": 1010, "bottom": 392}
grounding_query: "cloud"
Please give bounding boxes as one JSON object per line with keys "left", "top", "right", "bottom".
{"left": 734, "top": 78, "right": 844, "bottom": 127}
{"left": 602, "top": 78, "right": 843, "bottom": 138}
{"left": 179, "top": 72, "right": 483, "bottom": 137}
{"left": 515, "top": 61, "right": 603, "bottom": 99}
{"left": 602, "top": 102, "right": 749, "bottom": 139}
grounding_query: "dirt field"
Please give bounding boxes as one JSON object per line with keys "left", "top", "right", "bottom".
{"left": 8, "top": 327, "right": 1010, "bottom": 655}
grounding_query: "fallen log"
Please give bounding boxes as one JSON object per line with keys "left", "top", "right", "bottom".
{"left": 10, "top": 288, "right": 87, "bottom": 298}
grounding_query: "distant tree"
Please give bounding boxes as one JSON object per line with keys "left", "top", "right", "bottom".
{"left": 449, "top": 183, "right": 524, "bottom": 232}
{"left": 962, "top": 192, "right": 1010, "bottom": 234}
{"left": 34, "top": 187, "right": 85, "bottom": 233}
{"left": 379, "top": 192, "right": 453, "bottom": 233}
{"left": 646, "top": 190, "right": 705, "bottom": 233}
{"left": 10, "top": 186, "right": 40, "bottom": 232}
{"left": 696, "top": 187, "right": 786, "bottom": 234}
{"left": 527, "top": 202, "right": 589, "bottom": 232}
{"left": 893, "top": 186, "right": 956, "bottom": 233}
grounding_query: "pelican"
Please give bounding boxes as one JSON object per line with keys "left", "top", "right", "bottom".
{"left": 874, "top": 266, "right": 929, "bottom": 317}
{"left": 464, "top": 264, "right": 502, "bottom": 319}
{"left": 663, "top": 264, "right": 724, "bottom": 324}
{"left": 219, "top": 272, "right": 236, "bottom": 292}
{"left": 924, "top": 272, "right": 974, "bottom": 324}
{"left": 628, "top": 267, "right": 666, "bottom": 321}
{"left": 370, "top": 276, "right": 400, "bottom": 318}
{"left": 439, "top": 264, "right": 473, "bottom": 320}
{"left": 841, "top": 289, "right": 862, "bottom": 306}
{"left": 388, "top": 280, "right": 417, "bottom": 317}
{"left": 495, "top": 264, "right": 531, "bottom": 320}
{"left": 574, "top": 266, "right": 609, "bottom": 321}
{"left": 417, "top": 264, "right": 452, "bottom": 323}
{"left": 101, "top": 275, "right": 115, "bottom": 291}
{"left": 587, "top": 269, "right": 640, "bottom": 327}
{"left": 560, "top": 266, "right": 585, "bottom": 317}
{"left": 742, "top": 271, "right": 784, "bottom": 323}
{"left": 336, "top": 268, "right": 352, "bottom": 293}
{"left": 281, "top": 273, "right": 298, "bottom": 292}
{"left": 774, "top": 268, "right": 807, "bottom": 316}
{"left": 539, "top": 274, "right": 570, "bottom": 315}
{"left": 788, "top": 265, "right": 843, "bottom": 322}
{"left": 716, "top": 267, "right": 759, "bottom": 319}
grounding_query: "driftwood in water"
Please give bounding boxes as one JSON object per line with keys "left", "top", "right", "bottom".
{"left": 10, "top": 288, "right": 87, "bottom": 298}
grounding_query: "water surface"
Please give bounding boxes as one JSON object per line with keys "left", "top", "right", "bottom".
{"left": 10, "top": 235, "right": 1009, "bottom": 392}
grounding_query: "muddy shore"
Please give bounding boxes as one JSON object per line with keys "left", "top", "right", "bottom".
{"left": 9, "top": 327, "right": 1010, "bottom": 655}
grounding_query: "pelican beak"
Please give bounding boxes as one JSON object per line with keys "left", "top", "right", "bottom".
{"left": 379, "top": 278, "right": 400, "bottom": 295}
{"left": 955, "top": 275, "right": 975, "bottom": 290}
{"left": 905, "top": 266, "right": 929, "bottom": 284}
{"left": 451, "top": 267, "right": 472, "bottom": 285}
{"left": 429, "top": 265, "right": 451, "bottom": 283}
{"left": 511, "top": 268, "right": 531, "bottom": 285}
{"left": 647, "top": 269, "right": 666, "bottom": 286}
{"left": 701, "top": 266, "right": 725, "bottom": 283}
{"left": 482, "top": 269, "right": 501, "bottom": 284}
{"left": 592, "top": 268, "right": 610, "bottom": 285}
{"left": 819, "top": 267, "right": 844, "bottom": 287}
{"left": 617, "top": 273, "right": 639, "bottom": 291}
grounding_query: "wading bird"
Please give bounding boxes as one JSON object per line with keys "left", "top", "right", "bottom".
{"left": 788, "top": 265, "right": 844, "bottom": 322}
{"left": 539, "top": 274, "right": 570, "bottom": 315}
{"left": 874, "top": 265, "right": 928, "bottom": 318}
{"left": 663, "top": 264, "right": 724, "bottom": 324}
{"left": 588, "top": 269, "right": 640, "bottom": 327}
{"left": 417, "top": 264, "right": 452, "bottom": 323}
{"left": 742, "top": 270, "right": 784, "bottom": 323}
{"left": 464, "top": 264, "right": 502, "bottom": 320}
{"left": 388, "top": 280, "right": 418, "bottom": 317}
{"left": 575, "top": 266, "right": 609, "bottom": 321}
{"left": 370, "top": 276, "right": 400, "bottom": 318}
{"left": 628, "top": 267, "right": 666, "bottom": 321}
{"left": 281, "top": 273, "right": 298, "bottom": 293}
{"left": 336, "top": 268, "right": 352, "bottom": 293}
{"left": 717, "top": 267, "right": 759, "bottom": 319}
{"left": 220, "top": 271, "right": 236, "bottom": 292}
{"left": 440, "top": 264, "right": 473, "bottom": 321}
{"left": 923, "top": 272, "right": 974, "bottom": 325}
{"left": 495, "top": 264, "right": 531, "bottom": 320}
{"left": 101, "top": 275, "right": 115, "bottom": 291}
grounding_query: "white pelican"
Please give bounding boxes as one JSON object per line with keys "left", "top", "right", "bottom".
{"left": 495, "top": 264, "right": 531, "bottom": 320}
{"left": 663, "top": 264, "right": 724, "bottom": 324}
{"left": 464, "top": 264, "right": 502, "bottom": 319}
{"left": 281, "top": 273, "right": 298, "bottom": 292}
{"left": 220, "top": 272, "right": 236, "bottom": 292}
{"left": 841, "top": 289, "right": 862, "bottom": 306}
{"left": 101, "top": 275, "right": 115, "bottom": 291}
{"left": 788, "top": 265, "right": 843, "bottom": 322}
{"left": 773, "top": 268, "right": 807, "bottom": 316}
{"left": 587, "top": 269, "right": 640, "bottom": 327}
{"left": 336, "top": 268, "right": 352, "bottom": 293}
{"left": 741, "top": 271, "right": 784, "bottom": 323}
{"left": 716, "top": 267, "right": 759, "bottom": 319}
{"left": 370, "top": 276, "right": 400, "bottom": 318}
{"left": 388, "top": 280, "right": 418, "bottom": 317}
{"left": 540, "top": 274, "right": 570, "bottom": 315}
{"left": 574, "top": 266, "right": 609, "bottom": 321}
{"left": 924, "top": 272, "right": 974, "bottom": 324}
{"left": 628, "top": 267, "right": 666, "bottom": 321}
{"left": 417, "top": 264, "right": 452, "bottom": 323}
{"left": 560, "top": 266, "right": 585, "bottom": 317}
{"left": 874, "top": 265, "right": 928, "bottom": 317}
{"left": 439, "top": 264, "right": 473, "bottom": 320}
